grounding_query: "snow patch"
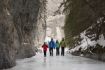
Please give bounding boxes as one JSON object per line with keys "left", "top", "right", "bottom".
{"left": 70, "top": 31, "right": 105, "bottom": 53}
{"left": 97, "top": 34, "right": 105, "bottom": 47}
{"left": 70, "top": 31, "right": 97, "bottom": 52}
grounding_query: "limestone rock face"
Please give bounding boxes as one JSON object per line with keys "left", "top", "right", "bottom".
{"left": 0, "top": 8, "right": 18, "bottom": 69}
{"left": 46, "top": 0, "right": 65, "bottom": 41}
{"left": 0, "top": 0, "right": 46, "bottom": 69}
{"left": 10, "top": 0, "right": 41, "bottom": 58}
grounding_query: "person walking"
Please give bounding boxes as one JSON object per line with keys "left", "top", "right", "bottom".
{"left": 55, "top": 40, "right": 60, "bottom": 56}
{"left": 49, "top": 38, "right": 55, "bottom": 56}
{"left": 42, "top": 42, "right": 48, "bottom": 57}
{"left": 60, "top": 38, "right": 66, "bottom": 56}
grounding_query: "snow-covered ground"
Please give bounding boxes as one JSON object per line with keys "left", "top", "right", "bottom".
{"left": 70, "top": 30, "right": 105, "bottom": 52}
{"left": 5, "top": 51, "right": 105, "bottom": 70}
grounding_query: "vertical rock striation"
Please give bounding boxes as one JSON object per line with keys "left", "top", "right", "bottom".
{"left": 0, "top": 0, "right": 47, "bottom": 69}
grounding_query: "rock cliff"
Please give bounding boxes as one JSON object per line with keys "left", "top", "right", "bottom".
{"left": 0, "top": 0, "right": 46, "bottom": 69}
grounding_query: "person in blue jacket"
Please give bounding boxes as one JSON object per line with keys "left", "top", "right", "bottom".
{"left": 49, "top": 38, "right": 55, "bottom": 56}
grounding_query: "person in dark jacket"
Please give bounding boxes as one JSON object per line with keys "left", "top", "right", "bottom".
{"left": 60, "top": 38, "right": 66, "bottom": 56}
{"left": 42, "top": 42, "right": 48, "bottom": 57}
{"left": 55, "top": 40, "right": 60, "bottom": 56}
{"left": 49, "top": 38, "right": 55, "bottom": 56}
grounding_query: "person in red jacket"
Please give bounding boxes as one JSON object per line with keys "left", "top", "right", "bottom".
{"left": 42, "top": 42, "right": 48, "bottom": 57}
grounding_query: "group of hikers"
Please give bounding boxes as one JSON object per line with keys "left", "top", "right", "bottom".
{"left": 42, "top": 38, "right": 66, "bottom": 57}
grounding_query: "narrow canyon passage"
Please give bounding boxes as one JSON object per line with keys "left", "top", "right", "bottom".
{"left": 5, "top": 51, "right": 105, "bottom": 70}
{"left": 1, "top": 0, "right": 105, "bottom": 70}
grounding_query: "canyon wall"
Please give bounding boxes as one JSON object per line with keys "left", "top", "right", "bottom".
{"left": 0, "top": 0, "right": 46, "bottom": 69}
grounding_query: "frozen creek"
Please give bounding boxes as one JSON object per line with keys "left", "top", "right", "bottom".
{"left": 5, "top": 50, "right": 105, "bottom": 70}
